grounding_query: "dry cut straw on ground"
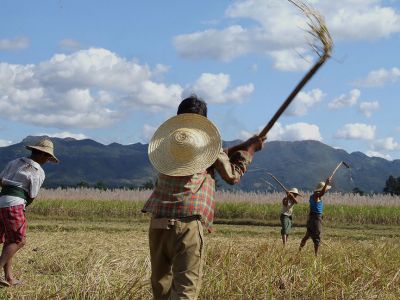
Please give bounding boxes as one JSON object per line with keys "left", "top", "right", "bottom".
{"left": 1, "top": 222, "right": 399, "bottom": 299}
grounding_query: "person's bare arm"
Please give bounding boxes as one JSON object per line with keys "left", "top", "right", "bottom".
{"left": 224, "top": 136, "right": 265, "bottom": 157}
{"left": 286, "top": 192, "right": 298, "bottom": 204}
{"left": 319, "top": 177, "right": 332, "bottom": 197}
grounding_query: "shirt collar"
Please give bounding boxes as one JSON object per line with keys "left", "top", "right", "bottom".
{"left": 21, "top": 157, "right": 41, "bottom": 170}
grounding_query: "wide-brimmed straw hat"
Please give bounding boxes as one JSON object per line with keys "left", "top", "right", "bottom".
{"left": 148, "top": 113, "right": 222, "bottom": 176}
{"left": 314, "top": 181, "right": 331, "bottom": 192}
{"left": 287, "top": 187, "right": 301, "bottom": 196}
{"left": 26, "top": 138, "right": 59, "bottom": 163}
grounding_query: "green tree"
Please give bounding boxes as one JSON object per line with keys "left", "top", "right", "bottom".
{"left": 383, "top": 175, "right": 400, "bottom": 195}
{"left": 352, "top": 187, "right": 364, "bottom": 196}
{"left": 77, "top": 181, "right": 90, "bottom": 188}
{"left": 95, "top": 181, "right": 108, "bottom": 191}
{"left": 140, "top": 179, "right": 154, "bottom": 190}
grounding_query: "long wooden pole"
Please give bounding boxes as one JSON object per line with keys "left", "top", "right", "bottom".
{"left": 259, "top": 57, "right": 327, "bottom": 138}
{"left": 258, "top": 0, "right": 332, "bottom": 138}
{"left": 267, "top": 172, "right": 289, "bottom": 193}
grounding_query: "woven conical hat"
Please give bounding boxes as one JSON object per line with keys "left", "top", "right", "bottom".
{"left": 26, "top": 138, "right": 59, "bottom": 163}
{"left": 314, "top": 181, "right": 331, "bottom": 192}
{"left": 148, "top": 113, "right": 222, "bottom": 176}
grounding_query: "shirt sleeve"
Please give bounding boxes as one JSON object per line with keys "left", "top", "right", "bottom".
{"left": 0, "top": 161, "right": 12, "bottom": 184}
{"left": 213, "top": 149, "right": 253, "bottom": 185}
{"left": 29, "top": 170, "right": 45, "bottom": 198}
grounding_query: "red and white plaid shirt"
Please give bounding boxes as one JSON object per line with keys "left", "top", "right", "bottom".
{"left": 142, "top": 149, "right": 253, "bottom": 232}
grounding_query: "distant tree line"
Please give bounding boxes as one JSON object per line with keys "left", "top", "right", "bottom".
{"left": 383, "top": 175, "right": 400, "bottom": 195}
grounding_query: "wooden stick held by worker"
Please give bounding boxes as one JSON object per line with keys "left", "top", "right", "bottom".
{"left": 258, "top": 0, "right": 333, "bottom": 139}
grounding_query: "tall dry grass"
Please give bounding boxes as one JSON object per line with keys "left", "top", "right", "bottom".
{"left": 31, "top": 188, "right": 400, "bottom": 226}
{"left": 38, "top": 188, "right": 400, "bottom": 206}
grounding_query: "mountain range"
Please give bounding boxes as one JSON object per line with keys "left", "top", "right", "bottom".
{"left": 1, "top": 136, "right": 399, "bottom": 193}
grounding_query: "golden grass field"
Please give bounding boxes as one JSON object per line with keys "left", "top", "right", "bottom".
{"left": 0, "top": 190, "right": 399, "bottom": 299}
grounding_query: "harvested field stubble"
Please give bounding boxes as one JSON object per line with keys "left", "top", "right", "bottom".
{"left": 1, "top": 223, "right": 399, "bottom": 299}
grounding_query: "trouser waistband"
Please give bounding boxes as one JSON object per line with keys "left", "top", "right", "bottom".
{"left": 150, "top": 216, "right": 201, "bottom": 229}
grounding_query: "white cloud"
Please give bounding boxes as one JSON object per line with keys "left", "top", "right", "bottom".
{"left": 239, "top": 122, "right": 322, "bottom": 141}
{"left": 0, "top": 48, "right": 184, "bottom": 128}
{"left": 335, "top": 123, "right": 376, "bottom": 140}
{"left": 38, "top": 131, "right": 88, "bottom": 140}
{"left": 59, "top": 39, "right": 83, "bottom": 51}
{"left": 0, "top": 37, "right": 29, "bottom": 50}
{"left": 0, "top": 48, "right": 251, "bottom": 128}
{"left": 285, "top": 89, "right": 324, "bottom": 116}
{"left": 184, "top": 73, "right": 254, "bottom": 103}
{"left": 355, "top": 67, "right": 400, "bottom": 87}
{"left": 0, "top": 139, "right": 13, "bottom": 147}
{"left": 328, "top": 89, "right": 360, "bottom": 110}
{"left": 268, "top": 122, "right": 323, "bottom": 141}
{"left": 141, "top": 124, "right": 157, "bottom": 143}
{"left": 269, "top": 48, "right": 313, "bottom": 72}
{"left": 250, "top": 64, "right": 258, "bottom": 73}
{"left": 359, "top": 101, "right": 379, "bottom": 117}
{"left": 365, "top": 150, "right": 392, "bottom": 161}
{"left": 173, "top": 1, "right": 400, "bottom": 67}
{"left": 371, "top": 137, "right": 400, "bottom": 151}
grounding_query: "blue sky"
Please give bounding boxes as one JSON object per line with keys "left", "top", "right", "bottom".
{"left": 0, "top": 0, "right": 399, "bottom": 160}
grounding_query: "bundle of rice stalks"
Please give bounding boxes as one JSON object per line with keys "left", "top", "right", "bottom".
{"left": 259, "top": 0, "right": 334, "bottom": 138}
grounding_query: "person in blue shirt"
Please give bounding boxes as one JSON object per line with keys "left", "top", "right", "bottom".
{"left": 299, "top": 177, "right": 332, "bottom": 256}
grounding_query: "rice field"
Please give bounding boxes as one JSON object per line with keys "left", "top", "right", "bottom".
{"left": 0, "top": 189, "right": 399, "bottom": 299}
{"left": 32, "top": 188, "right": 400, "bottom": 226}
{"left": 0, "top": 221, "right": 399, "bottom": 299}
{"left": 38, "top": 188, "right": 400, "bottom": 206}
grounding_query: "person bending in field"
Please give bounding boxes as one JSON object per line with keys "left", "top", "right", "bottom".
{"left": 299, "top": 177, "right": 332, "bottom": 256}
{"left": 0, "top": 138, "right": 58, "bottom": 286}
{"left": 142, "top": 95, "right": 265, "bottom": 300}
{"left": 280, "top": 188, "right": 300, "bottom": 245}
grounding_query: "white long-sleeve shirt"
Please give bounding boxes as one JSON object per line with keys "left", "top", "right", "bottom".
{"left": 0, "top": 157, "right": 45, "bottom": 207}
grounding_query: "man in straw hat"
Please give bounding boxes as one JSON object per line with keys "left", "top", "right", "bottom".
{"left": 280, "top": 188, "right": 300, "bottom": 245}
{"left": 0, "top": 138, "right": 58, "bottom": 286}
{"left": 299, "top": 177, "right": 332, "bottom": 256}
{"left": 142, "top": 95, "right": 265, "bottom": 299}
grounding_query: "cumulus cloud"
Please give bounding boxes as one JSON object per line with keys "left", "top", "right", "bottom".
{"left": 371, "top": 137, "right": 400, "bottom": 151}
{"left": 355, "top": 67, "right": 400, "bottom": 87}
{"left": 0, "top": 37, "right": 29, "bottom": 50}
{"left": 268, "top": 122, "right": 323, "bottom": 141}
{"left": 240, "top": 122, "right": 322, "bottom": 141}
{"left": 184, "top": 73, "right": 254, "bottom": 103}
{"left": 0, "top": 48, "right": 184, "bottom": 128}
{"left": 0, "top": 48, "right": 253, "bottom": 128}
{"left": 38, "top": 131, "right": 88, "bottom": 140}
{"left": 269, "top": 48, "right": 313, "bottom": 71}
{"left": 365, "top": 150, "right": 392, "bottom": 161}
{"left": 0, "top": 139, "right": 13, "bottom": 147}
{"left": 59, "top": 39, "right": 83, "bottom": 51}
{"left": 359, "top": 101, "right": 379, "bottom": 117}
{"left": 328, "top": 89, "right": 360, "bottom": 110}
{"left": 335, "top": 123, "right": 376, "bottom": 140}
{"left": 173, "top": 0, "right": 400, "bottom": 68}
{"left": 285, "top": 89, "right": 324, "bottom": 116}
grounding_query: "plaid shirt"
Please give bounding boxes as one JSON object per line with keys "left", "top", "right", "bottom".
{"left": 142, "top": 149, "right": 253, "bottom": 232}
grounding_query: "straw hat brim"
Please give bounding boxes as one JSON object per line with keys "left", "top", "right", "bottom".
{"left": 26, "top": 145, "right": 59, "bottom": 163}
{"left": 314, "top": 184, "right": 331, "bottom": 192}
{"left": 288, "top": 191, "right": 302, "bottom": 197}
{"left": 148, "top": 113, "right": 222, "bottom": 176}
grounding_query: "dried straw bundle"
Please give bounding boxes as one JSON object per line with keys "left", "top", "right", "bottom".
{"left": 288, "top": 0, "right": 333, "bottom": 59}
{"left": 258, "top": 0, "right": 333, "bottom": 138}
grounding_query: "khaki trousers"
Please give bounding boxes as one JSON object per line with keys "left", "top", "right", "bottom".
{"left": 149, "top": 217, "right": 205, "bottom": 300}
